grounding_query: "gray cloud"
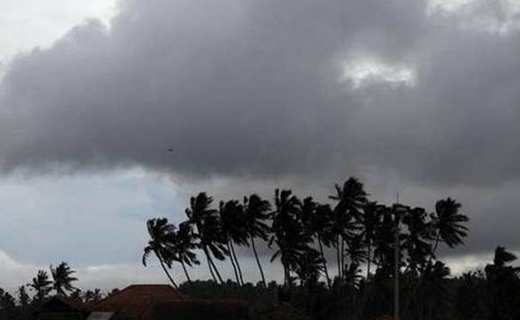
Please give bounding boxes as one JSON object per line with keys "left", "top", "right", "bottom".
{"left": 0, "top": 0, "right": 426, "bottom": 180}
{"left": 2, "top": 0, "right": 518, "bottom": 188}
{"left": 1, "top": 0, "right": 520, "bottom": 261}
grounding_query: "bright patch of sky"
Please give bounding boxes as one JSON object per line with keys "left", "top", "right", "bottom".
{"left": 428, "top": 0, "right": 520, "bottom": 34}
{"left": 0, "top": 0, "right": 117, "bottom": 75}
{"left": 427, "top": 0, "right": 475, "bottom": 14}
{"left": 0, "top": 167, "right": 183, "bottom": 266}
{"left": 340, "top": 56, "right": 416, "bottom": 89}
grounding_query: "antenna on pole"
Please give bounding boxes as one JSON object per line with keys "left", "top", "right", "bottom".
{"left": 394, "top": 192, "right": 400, "bottom": 320}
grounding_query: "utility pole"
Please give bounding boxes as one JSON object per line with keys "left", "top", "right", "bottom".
{"left": 394, "top": 193, "right": 401, "bottom": 320}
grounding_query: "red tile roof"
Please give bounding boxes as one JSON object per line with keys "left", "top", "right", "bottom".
{"left": 99, "top": 285, "right": 185, "bottom": 305}
{"left": 94, "top": 285, "right": 186, "bottom": 320}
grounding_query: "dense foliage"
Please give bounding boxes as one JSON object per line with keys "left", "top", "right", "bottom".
{"left": 2, "top": 177, "right": 519, "bottom": 320}
{"left": 140, "top": 177, "right": 519, "bottom": 319}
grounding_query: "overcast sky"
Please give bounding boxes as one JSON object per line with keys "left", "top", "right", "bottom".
{"left": 1, "top": 0, "right": 520, "bottom": 293}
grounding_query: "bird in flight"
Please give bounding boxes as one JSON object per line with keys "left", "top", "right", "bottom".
{"left": 167, "top": 149, "right": 174, "bottom": 153}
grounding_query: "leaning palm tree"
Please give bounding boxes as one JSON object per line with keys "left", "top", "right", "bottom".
{"left": 430, "top": 198, "right": 468, "bottom": 257}
{"left": 219, "top": 200, "right": 248, "bottom": 285}
{"left": 294, "top": 247, "right": 325, "bottom": 287}
{"left": 169, "top": 221, "right": 200, "bottom": 283}
{"left": 401, "top": 206, "right": 433, "bottom": 274}
{"left": 406, "top": 198, "right": 468, "bottom": 317}
{"left": 360, "top": 201, "right": 383, "bottom": 279}
{"left": 301, "top": 198, "right": 333, "bottom": 287}
{"left": 243, "top": 194, "right": 272, "bottom": 287}
{"left": 185, "top": 193, "right": 229, "bottom": 284}
{"left": 329, "top": 177, "right": 367, "bottom": 280}
{"left": 493, "top": 246, "right": 518, "bottom": 268}
{"left": 142, "top": 218, "right": 182, "bottom": 294}
{"left": 50, "top": 262, "right": 78, "bottom": 296}
{"left": 28, "top": 270, "right": 52, "bottom": 302}
{"left": 270, "top": 189, "right": 308, "bottom": 286}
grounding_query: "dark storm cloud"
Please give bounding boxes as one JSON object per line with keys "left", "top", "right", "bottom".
{"left": 0, "top": 0, "right": 519, "bottom": 189}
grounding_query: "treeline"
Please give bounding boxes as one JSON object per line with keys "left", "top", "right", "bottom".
{"left": 0, "top": 262, "right": 107, "bottom": 319}
{"left": 145, "top": 177, "right": 520, "bottom": 319}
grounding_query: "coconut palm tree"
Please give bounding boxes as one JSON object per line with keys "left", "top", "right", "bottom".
{"left": 18, "top": 285, "right": 30, "bottom": 309}
{"left": 373, "top": 205, "right": 399, "bottom": 277}
{"left": 493, "top": 246, "right": 518, "bottom": 268}
{"left": 185, "top": 192, "right": 229, "bottom": 284}
{"left": 219, "top": 200, "right": 248, "bottom": 285}
{"left": 270, "top": 189, "right": 306, "bottom": 285}
{"left": 142, "top": 218, "right": 182, "bottom": 292}
{"left": 360, "top": 201, "right": 383, "bottom": 279}
{"left": 406, "top": 199, "right": 467, "bottom": 317}
{"left": 28, "top": 270, "right": 52, "bottom": 302}
{"left": 484, "top": 246, "right": 520, "bottom": 320}
{"left": 300, "top": 198, "right": 333, "bottom": 287}
{"left": 431, "top": 198, "right": 468, "bottom": 255}
{"left": 294, "top": 247, "right": 325, "bottom": 287}
{"left": 50, "top": 262, "right": 78, "bottom": 296}
{"left": 169, "top": 221, "right": 200, "bottom": 283}
{"left": 401, "top": 207, "right": 433, "bottom": 274}
{"left": 329, "top": 177, "right": 367, "bottom": 280}
{"left": 243, "top": 194, "right": 272, "bottom": 287}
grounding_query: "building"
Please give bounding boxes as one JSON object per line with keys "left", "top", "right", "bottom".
{"left": 89, "top": 284, "right": 248, "bottom": 320}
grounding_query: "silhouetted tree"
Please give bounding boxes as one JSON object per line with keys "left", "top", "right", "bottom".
{"left": 170, "top": 221, "right": 200, "bottom": 283}
{"left": 431, "top": 198, "right": 468, "bottom": 256}
{"left": 360, "top": 201, "right": 383, "bottom": 279}
{"left": 243, "top": 194, "right": 272, "bottom": 287}
{"left": 485, "top": 246, "right": 520, "bottom": 320}
{"left": 329, "top": 177, "right": 367, "bottom": 281}
{"left": 270, "top": 189, "right": 306, "bottom": 285}
{"left": 18, "top": 285, "right": 30, "bottom": 310}
{"left": 50, "top": 262, "right": 78, "bottom": 296}
{"left": 28, "top": 270, "right": 52, "bottom": 302}
{"left": 219, "top": 200, "right": 248, "bottom": 285}
{"left": 301, "top": 199, "right": 334, "bottom": 287}
{"left": 142, "top": 218, "right": 182, "bottom": 292}
{"left": 185, "top": 192, "right": 229, "bottom": 284}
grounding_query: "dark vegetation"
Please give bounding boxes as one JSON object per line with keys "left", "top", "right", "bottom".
{"left": 1, "top": 177, "right": 519, "bottom": 319}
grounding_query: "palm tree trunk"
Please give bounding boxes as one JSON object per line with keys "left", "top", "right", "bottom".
{"left": 180, "top": 260, "right": 192, "bottom": 283}
{"left": 227, "top": 238, "right": 241, "bottom": 285}
{"left": 156, "top": 253, "right": 184, "bottom": 300}
{"left": 341, "top": 236, "right": 345, "bottom": 280}
{"left": 204, "top": 248, "right": 218, "bottom": 283}
{"left": 251, "top": 235, "right": 267, "bottom": 287}
{"left": 230, "top": 241, "right": 244, "bottom": 285}
{"left": 367, "top": 242, "right": 372, "bottom": 279}
{"left": 403, "top": 232, "right": 441, "bottom": 319}
{"left": 337, "top": 235, "right": 341, "bottom": 281}
{"left": 317, "top": 235, "right": 331, "bottom": 288}
{"left": 284, "top": 264, "right": 290, "bottom": 286}
{"left": 360, "top": 242, "right": 373, "bottom": 318}
{"left": 206, "top": 250, "right": 224, "bottom": 284}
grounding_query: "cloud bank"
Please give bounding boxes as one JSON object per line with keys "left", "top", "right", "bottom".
{"left": 0, "top": 0, "right": 518, "bottom": 188}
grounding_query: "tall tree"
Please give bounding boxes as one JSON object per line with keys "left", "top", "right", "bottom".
{"left": 360, "top": 201, "right": 383, "bottom": 279}
{"left": 431, "top": 198, "right": 468, "bottom": 257}
{"left": 219, "top": 200, "right": 248, "bottom": 285}
{"left": 270, "top": 189, "right": 306, "bottom": 285}
{"left": 302, "top": 200, "right": 334, "bottom": 287}
{"left": 401, "top": 207, "right": 433, "bottom": 274}
{"left": 485, "top": 246, "right": 520, "bottom": 320}
{"left": 18, "top": 285, "right": 30, "bottom": 309}
{"left": 329, "top": 177, "right": 367, "bottom": 280}
{"left": 28, "top": 270, "right": 52, "bottom": 302}
{"left": 50, "top": 262, "right": 78, "bottom": 296}
{"left": 169, "top": 221, "right": 200, "bottom": 284}
{"left": 243, "top": 194, "right": 272, "bottom": 287}
{"left": 142, "top": 218, "right": 183, "bottom": 295}
{"left": 185, "top": 193, "right": 229, "bottom": 284}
